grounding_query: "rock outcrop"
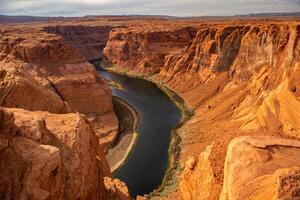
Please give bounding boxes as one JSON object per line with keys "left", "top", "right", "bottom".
{"left": 0, "top": 27, "right": 118, "bottom": 148}
{"left": 0, "top": 107, "right": 130, "bottom": 200}
{"left": 180, "top": 136, "right": 300, "bottom": 200}
{"left": 220, "top": 136, "right": 300, "bottom": 200}
{"left": 0, "top": 67, "right": 68, "bottom": 113}
{"left": 180, "top": 145, "right": 221, "bottom": 200}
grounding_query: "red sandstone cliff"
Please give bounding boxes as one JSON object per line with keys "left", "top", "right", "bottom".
{"left": 0, "top": 107, "right": 130, "bottom": 200}
{"left": 44, "top": 25, "right": 113, "bottom": 61}
{"left": 0, "top": 21, "right": 134, "bottom": 200}
{"left": 1, "top": 17, "right": 300, "bottom": 200}
{"left": 104, "top": 20, "right": 300, "bottom": 199}
{"left": 0, "top": 27, "right": 118, "bottom": 148}
{"left": 180, "top": 136, "right": 300, "bottom": 200}
{"left": 103, "top": 24, "right": 198, "bottom": 74}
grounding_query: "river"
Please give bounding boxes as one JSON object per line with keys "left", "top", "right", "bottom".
{"left": 98, "top": 70, "right": 181, "bottom": 196}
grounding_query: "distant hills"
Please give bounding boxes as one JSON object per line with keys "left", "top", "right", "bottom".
{"left": 0, "top": 12, "right": 299, "bottom": 23}
{"left": 0, "top": 15, "right": 67, "bottom": 23}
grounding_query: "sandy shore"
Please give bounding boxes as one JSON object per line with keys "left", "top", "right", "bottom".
{"left": 106, "top": 96, "right": 139, "bottom": 172}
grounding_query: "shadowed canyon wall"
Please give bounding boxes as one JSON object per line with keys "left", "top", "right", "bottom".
{"left": 44, "top": 25, "right": 113, "bottom": 61}
{"left": 104, "top": 24, "right": 198, "bottom": 74}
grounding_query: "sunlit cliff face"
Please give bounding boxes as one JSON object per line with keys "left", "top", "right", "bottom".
{"left": 0, "top": 0, "right": 299, "bottom": 16}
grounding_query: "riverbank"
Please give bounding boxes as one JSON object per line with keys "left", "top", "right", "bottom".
{"left": 102, "top": 65, "right": 194, "bottom": 198}
{"left": 106, "top": 96, "right": 139, "bottom": 172}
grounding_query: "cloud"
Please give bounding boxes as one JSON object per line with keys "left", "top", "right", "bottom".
{"left": 0, "top": 0, "right": 299, "bottom": 16}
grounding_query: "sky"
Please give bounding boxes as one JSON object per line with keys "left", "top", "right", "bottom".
{"left": 0, "top": 0, "right": 299, "bottom": 17}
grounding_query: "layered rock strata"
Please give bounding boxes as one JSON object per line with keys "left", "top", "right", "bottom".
{"left": 104, "top": 24, "right": 198, "bottom": 74}
{"left": 180, "top": 136, "right": 300, "bottom": 200}
{"left": 0, "top": 107, "right": 130, "bottom": 200}
{"left": 104, "top": 20, "right": 300, "bottom": 199}
{"left": 0, "top": 28, "right": 118, "bottom": 148}
{"left": 44, "top": 25, "right": 113, "bottom": 61}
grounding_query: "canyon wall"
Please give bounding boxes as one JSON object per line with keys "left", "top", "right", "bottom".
{"left": 1, "top": 18, "right": 299, "bottom": 200}
{"left": 104, "top": 20, "right": 300, "bottom": 199}
{"left": 44, "top": 25, "right": 113, "bottom": 61}
{"left": 0, "top": 107, "right": 130, "bottom": 200}
{"left": 0, "top": 21, "right": 133, "bottom": 200}
{"left": 0, "top": 27, "right": 118, "bottom": 148}
{"left": 104, "top": 24, "right": 198, "bottom": 74}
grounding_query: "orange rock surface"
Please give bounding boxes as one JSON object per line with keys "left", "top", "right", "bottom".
{"left": 1, "top": 16, "right": 300, "bottom": 200}
{"left": 103, "top": 19, "right": 300, "bottom": 199}
{"left": 220, "top": 136, "right": 300, "bottom": 200}
{"left": 0, "top": 107, "right": 130, "bottom": 200}
{"left": 104, "top": 24, "right": 198, "bottom": 74}
{"left": 0, "top": 24, "right": 118, "bottom": 148}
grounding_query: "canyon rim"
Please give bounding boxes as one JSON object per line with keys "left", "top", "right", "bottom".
{"left": 0, "top": 1, "right": 300, "bottom": 200}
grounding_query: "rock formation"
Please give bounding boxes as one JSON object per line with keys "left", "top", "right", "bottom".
{"left": 44, "top": 25, "right": 113, "bottom": 61}
{"left": 0, "top": 107, "right": 130, "bottom": 200}
{"left": 1, "top": 16, "right": 300, "bottom": 200}
{"left": 220, "top": 136, "right": 300, "bottom": 200}
{"left": 155, "top": 22, "right": 300, "bottom": 164}
{"left": 0, "top": 67, "right": 68, "bottom": 113}
{"left": 180, "top": 136, "right": 300, "bottom": 200}
{"left": 104, "top": 20, "right": 300, "bottom": 199}
{"left": 104, "top": 24, "right": 198, "bottom": 74}
{"left": 0, "top": 26, "right": 118, "bottom": 148}
{"left": 180, "top": 145, "right": 221, "bottom": 200}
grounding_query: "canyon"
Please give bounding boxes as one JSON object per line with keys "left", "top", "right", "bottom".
{"left": 104, "top": 19, "right": 300, "bottom": 199}
{"left": 0, "top": 15, "right": 300, "bottom": 200}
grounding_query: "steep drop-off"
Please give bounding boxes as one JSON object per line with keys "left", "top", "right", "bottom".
{"left": 104, "top": 20, "right": 300, "bottom": 199}
{"left": 44, "top": 25, "right": 113, "bottom": 61}
{"left": 0, "top": 27, "right": 118, "bottom": 148}
{"left": 0, "top": 19, "right": 135, "bottom": 200}
{"left": 0, "top": 107, "right": 130, "bottom": 200}
{"left": 104, "top": 24, "right": 198, "bottom": 74}
{"left": 1, "top": 17, "right": 300, "bottom": 199}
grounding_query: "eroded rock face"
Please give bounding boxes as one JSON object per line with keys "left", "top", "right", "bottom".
{"left": 104, "top": 177, "right": 131, "bottom": 200}
{"left": 220, "top": 136, "right": 300, "bottom": 200}
{"left": 1, "top": 107, "right": 132, "bottom": 200}
{"left": 0, "top": 31, "right": 85, "bottom": 64}
{"left": 104, "top": 25, "right": 198, "bottom": 75}
{"left": 44, "top": 25, "right": 113, "bottom": 61}
{"left": 180, "top": 136, "right": 300, "bottom": 200}
{"left": 104, "top": 20, "right": 300, "bottom": 199}
{"left": 180, "top": 145, "right": 222, "bottom": 200}
{"left": 165, "top": 22, "right": 300, "bottom": 200}
{"left": 156, "top": 22, "right": 300, "bottom": 158}
{"left": 0, "top": 28, "right": 118, "bottom": 148}
{"left": 0, "top": 67, "right": 68, "bottom": 113}
{"left": 0, "top": 107, "right": 114, "bottom": 199}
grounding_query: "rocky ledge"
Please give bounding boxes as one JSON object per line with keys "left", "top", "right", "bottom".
{"left": 0, "top": 107, "right": 130, "bottom": 200}
{"left": 180, "top": 136, "right": 300, "bottom": 200}
{"left": 0, "top": 26, "right": 118, "bottom": 149}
